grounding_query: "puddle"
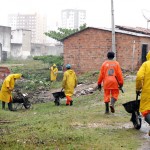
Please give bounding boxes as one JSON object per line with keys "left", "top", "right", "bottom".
{"left": 139, "top": 119, "right": 150, "bottom": 138}
{"left": 137, "top": 119, "right": 150, "bottom": 150}
{"left": 71, "top": 120, "right": 150, "bottom": 149}
{"left": 0, "top": 120, "right": 14, "bottom": 124}
{"left": 71, "top": 121, "right": 133, "bottom": 129}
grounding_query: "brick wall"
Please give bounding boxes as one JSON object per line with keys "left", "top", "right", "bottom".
{"left": 63, "top": 28, "right": 150, "bottom": 74}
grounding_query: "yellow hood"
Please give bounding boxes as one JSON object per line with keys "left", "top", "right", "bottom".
{"left": 13, "top": 74, "right": 22, "bottom": 79}
{"left": 146, "top": 51, "right": 150, "bottom": 61}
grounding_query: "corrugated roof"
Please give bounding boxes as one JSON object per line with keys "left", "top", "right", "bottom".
{"left": 115, "top": 25, "right": 150, "bottom": 35}
{"left": 61, "top": 26, "right": 150, "bottom": 42}
{"left": 94, "top": 26, "right": 150, "bottom": 37}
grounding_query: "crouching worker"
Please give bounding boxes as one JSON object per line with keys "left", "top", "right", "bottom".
{"left": 62, "top": 64, "right": 77, "bottom": 106}
{"left": 136, "top": 51, "right": 150, "bottom": 136}
{"left": 0, "top": 73, "right": 22, "bottom": 111}
{"left": 97, "top": 51, "right": 124, "bottom": 114}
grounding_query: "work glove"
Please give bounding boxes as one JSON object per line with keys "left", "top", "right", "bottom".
{"left": 119, "top": 84, "right": 123, "bottom": 90}
{"left": 97, "top": 84, "right": 101, "bottom": 91}
{"left": 119, "top": 84, "right": 123, "bottom": 88}
{"left": 136, "top": 90, "right": 141, "bottom": 96}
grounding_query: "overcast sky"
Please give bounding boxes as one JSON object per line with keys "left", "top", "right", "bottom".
{"left": 1, "top": 0, "right": 150, "bottom": 30}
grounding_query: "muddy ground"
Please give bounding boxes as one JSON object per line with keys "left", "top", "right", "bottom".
{"left": 29, "top": 82, "right": 98, "bottom": 104}
{"left": 137, "top": 120, "right": 150, "bottom": 150}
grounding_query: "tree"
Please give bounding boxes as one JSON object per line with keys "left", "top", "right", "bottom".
{"left": 45, "top": 23, "right": 86, "bottom": 41}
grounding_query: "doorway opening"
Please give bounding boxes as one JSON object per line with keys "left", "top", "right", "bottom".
{"left": 141, "top": 44, "right": 148, "bottom": 63}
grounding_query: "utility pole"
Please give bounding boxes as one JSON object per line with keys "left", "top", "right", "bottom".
{"left": 132, "top": 40, "right": 135, "bottom": 72}
{"left": 147, "top": 20, "right": 150, "bottom": 29}
{"left": 111, "top": 0, "right": 116, "bottom": 59}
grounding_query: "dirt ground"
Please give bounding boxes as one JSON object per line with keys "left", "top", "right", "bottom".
{"left": 29, "top": 82, "right": 97, "bottom": 104}
{"left": 30, "top": 74, "right": 136, "bottom": 104}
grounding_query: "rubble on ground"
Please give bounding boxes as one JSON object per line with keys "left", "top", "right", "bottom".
{"left": 0, "top": 73, "right": 136, "bottom": 104}
{"left": 74, "top": 83, "right": 97, "bottom": 97}
{"left": 29, "top": 74, "right": 136, "bottom": 104}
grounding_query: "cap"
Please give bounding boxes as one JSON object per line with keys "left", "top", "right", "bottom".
{"left": 66, "top": 64, "right": 71, "bottom": 69}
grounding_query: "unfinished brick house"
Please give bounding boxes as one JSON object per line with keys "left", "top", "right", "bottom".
{"left": 61, "top": 26, "right": 150, "bottom": 74}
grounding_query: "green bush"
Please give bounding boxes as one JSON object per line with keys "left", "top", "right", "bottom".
{"left": 33, "top": 55, "right": 63, "bottom": 66}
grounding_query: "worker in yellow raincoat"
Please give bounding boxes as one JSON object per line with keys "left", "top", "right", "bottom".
{"left": 50, "top": 64, "right": 58, "bottom": 82}
{"left": 0, "top": 73, "right": 22, "bottom": 111}
{"left": 62, "top": 64, "right": 77, "bottom": 106}
{"left": 136, "top": 51, "right": 150, "bottom": 136}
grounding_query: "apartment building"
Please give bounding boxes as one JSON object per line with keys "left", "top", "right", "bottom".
{"left": 61, "top": 9, "right": 86, "bottom": 29}
{"left": 8, "top": 13, "right": 47, "bottom": 43}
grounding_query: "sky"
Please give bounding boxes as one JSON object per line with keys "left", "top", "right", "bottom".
{"left": 1, "top": 0, "right": 150, "bottom": 30}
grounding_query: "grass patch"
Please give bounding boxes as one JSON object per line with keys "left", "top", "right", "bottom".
{"left": 0, "top": 58, "right": 63, "bottom": 91}
{"left": 0, "top": 80, "right": 142, "bottom": 150}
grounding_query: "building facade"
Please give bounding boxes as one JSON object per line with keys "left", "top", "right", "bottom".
{"left": 8, "top": 13, "right": 47, "bottom": 43}
{"left": 61, "top": 27, "right": 150, "bottom": 74}
{"left": 31, "top": 43, "right": 63, "bottom": 56}
{"left": 11, "top": 29, "right": 31, "bottom": 59}
{"left": 0, "top": 26, "right": 11, "bottom": 61}
{"left": 61, "top": 9, "right": 86, "bottom": 29}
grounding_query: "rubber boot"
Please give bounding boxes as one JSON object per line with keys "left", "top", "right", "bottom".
{"left": 145, "top": 114, "right": 150, "bottom": 136}
{"left": 145, "top": 114, "right": 150, "bottom": 124}
{"left": 105, "top": 102, "right": 109, "bottom": 114}
{"left": 110, "top": 97, "right": 116, "bottom": 113}
{"left": 8, "top": 102, "right": 15, "bottom": 111}
{"left": 2, "top": 101, "right": 5, "bottom": 109}
{"left": 70, "top": 100, "right": 73, "bottom": 106}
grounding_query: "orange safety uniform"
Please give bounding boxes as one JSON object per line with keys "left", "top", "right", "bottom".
{"left": 98, "top": 60, "right": 124, "bottom": 103}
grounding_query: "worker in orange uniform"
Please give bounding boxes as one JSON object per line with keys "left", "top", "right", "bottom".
{"left": 50, "top": 64, "right": 58, "bottom": 82}
{"left": 62, "top": 64, "right": 77, "bottom": 106}
{"left": 136, "top": 51, "right": 150, "bottom": 136}
{"left": 97, "top": 51, "right": 124, "bottom": 114}
{"left": 0, "top": 73, "right": 23, "bottom": 111}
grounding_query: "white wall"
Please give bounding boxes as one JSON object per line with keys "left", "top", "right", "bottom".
{"left": 11, "top": 29, "right": 23, "bottom": 43}
{"left": 0, "top": 26, "right": 11, "bottom": 58}
{"left": 11, "top": 29, "right": 31, "bottom": 59}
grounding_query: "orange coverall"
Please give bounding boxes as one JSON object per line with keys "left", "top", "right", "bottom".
{"left": 98, "top": 60, "right": 124, "bottom": 103}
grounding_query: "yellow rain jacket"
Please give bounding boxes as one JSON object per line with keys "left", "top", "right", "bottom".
{"left": 136, "top": 51, "right": 150, "bottom": 113}
{"left": 0, "top": 74, "right": 22, "bottom": 103}
{"left": 62, "top": 69, "right": 77, "bottom": 96}
{"left": 50, "top": 65, "right": 58, "bottom": 81}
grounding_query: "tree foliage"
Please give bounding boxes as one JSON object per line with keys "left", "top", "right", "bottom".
{"left": 45, "top": 23, "right": 87, "bottom": 41}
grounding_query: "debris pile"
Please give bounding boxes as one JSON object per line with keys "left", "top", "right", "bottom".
{"left": 74, "top": 83, "right": 97, "bottom": 97}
